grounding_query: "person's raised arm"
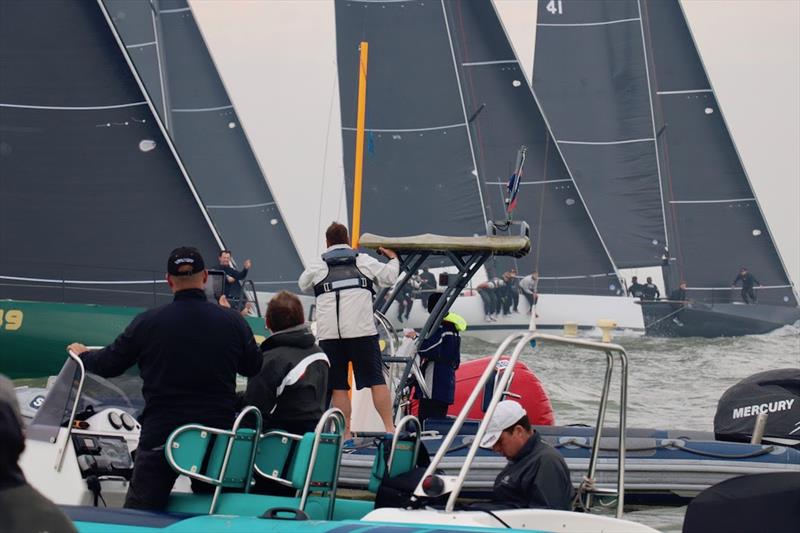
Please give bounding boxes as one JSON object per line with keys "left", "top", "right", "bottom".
{"left": 298, "top": 266, "right": 317, "bottom": 294}
{"left": 370, "top": 247, "right": 400, "bottom": 288}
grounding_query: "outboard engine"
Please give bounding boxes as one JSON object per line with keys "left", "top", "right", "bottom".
{"left": 713, "top": 368, "right": 800, "bottom": 448}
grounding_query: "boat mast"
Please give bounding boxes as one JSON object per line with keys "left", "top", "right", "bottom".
{"left": 351, "top": 41, "right": 368, "bottom": 248}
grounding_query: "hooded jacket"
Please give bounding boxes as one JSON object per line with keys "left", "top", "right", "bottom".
{"left": 243, "top": 325, "right": 329, "bottom": 428}
{"left": 414, "top": 315, "right": 464, "bottom": 404}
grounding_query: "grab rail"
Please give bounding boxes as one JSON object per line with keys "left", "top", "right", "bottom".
{"left": 414, "top": 331, "right": 629, "bottom": 519}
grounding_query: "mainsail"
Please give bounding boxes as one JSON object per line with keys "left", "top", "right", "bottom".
{"left": 0, "top": 0, "right": 223, "bottom": 307}
{"left": 103, "top": 0, "right": 304, "bottom": 291}
{"left": 533, "top": 0, "right": 667, "bottom": 269}
{"left": 335, "top": 0, "right": 623, "bottom": 296}
{"left": 535, "top": 0, "right": 797, "bottom": 306}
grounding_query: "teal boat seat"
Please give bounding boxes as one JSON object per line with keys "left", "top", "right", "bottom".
{"left": 165, "top": 406, "right": 262, "bottom": 514}
{"left": 167, "top": 492, "right": 374, "bottom": 521}
{"left": 368, "top": 415, "right": 422, "bottom": 493}
{"left": 252, "top": 408, "right": 347, "bottom": 520}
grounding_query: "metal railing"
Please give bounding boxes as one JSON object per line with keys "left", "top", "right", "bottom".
{"left": 413, "top": 331, "right": 629, "bottom": 519}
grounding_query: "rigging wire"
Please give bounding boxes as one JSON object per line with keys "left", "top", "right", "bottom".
{"left": 316, "top": 65, "right": 341, "bottom": 256}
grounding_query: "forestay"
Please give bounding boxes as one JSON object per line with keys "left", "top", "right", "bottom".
{"left": 103, "top": 0, "right": 304, "bottom": 291}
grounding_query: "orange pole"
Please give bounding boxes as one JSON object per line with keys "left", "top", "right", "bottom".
{"left": 351, "top": 41, "right": 369, "bottom": 249}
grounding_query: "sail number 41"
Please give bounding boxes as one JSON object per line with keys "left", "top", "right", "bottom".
{"left": 546, "top": 0, "right": 563, "bottom": 15}
{"left": 0, "top": 310, "right": 23, "bottom": 331}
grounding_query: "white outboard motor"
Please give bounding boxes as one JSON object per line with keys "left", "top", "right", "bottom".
{"left": 714, "top": 368, "right": 800, "bottom": 448}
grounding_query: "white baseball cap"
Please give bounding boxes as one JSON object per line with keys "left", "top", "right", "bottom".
{"left": 479, "top": 400, "right": 527, "bottom": 448}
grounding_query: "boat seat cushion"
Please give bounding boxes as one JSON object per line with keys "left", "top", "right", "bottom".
{"left": 285, "top": 432, "right": 341, "bottom": 492}
{"left": 166, "top": 493, "right": 373, "bottom": 521}
{"left": 167, "top": 426, "right": 259, "bottom": 489}
{"left": 254, "top": 431, "right": 299, "bottom": 479}
{"left": 368, "top": 438, "right": 417, "bottom": 493}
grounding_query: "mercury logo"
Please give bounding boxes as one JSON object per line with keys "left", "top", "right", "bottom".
{"left": 732, "top": 399, "right": 795, "bottom": 419}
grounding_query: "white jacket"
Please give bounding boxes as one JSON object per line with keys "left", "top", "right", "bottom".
{"left": 298, "top": 245, "right": 399, "bottom": 340}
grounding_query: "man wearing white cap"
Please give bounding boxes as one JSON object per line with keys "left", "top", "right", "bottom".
{"left": 480, "top": 400, "right": 574, "bottom": 510}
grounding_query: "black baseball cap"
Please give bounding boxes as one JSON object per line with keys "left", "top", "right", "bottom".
{"left": 167, "top": 246, "right": 205, "bottom": 276}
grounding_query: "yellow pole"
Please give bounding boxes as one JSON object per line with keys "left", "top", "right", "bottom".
{"left": 351, "top": 41, "right": 369, "bottom": 249}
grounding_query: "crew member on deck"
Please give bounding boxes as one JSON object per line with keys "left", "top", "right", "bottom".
{"left": 216, "top": 249, "right": 252, "bottom": 312}
{"left": 519, "top": 271, "right": 539, "bottom": 316}
{"left": 641, "top": 277, "right": 660, "bottom": 301}
{"left": 732, "top": 267, "right": 760, "bottom": 304}
{"left": 479, "top": 400, "right": 574, "bottom": 510}
{"left": 67, "top": 247, "right": 263, "bottom": 511}
{"left": 405, "top": 292, "right": 465, "bottom": 424}
{"left": 299, "top": 222, "right": 399, "bottom": 439}
{"left": 670, "top": 281, "right": 689, "bottom": 302}
{"left": 628, "top": 276, "right": 645, "bottom": 298}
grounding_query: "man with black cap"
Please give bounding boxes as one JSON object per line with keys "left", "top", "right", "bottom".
{"left": 67, "top": 247, "right": 263, "bottom": 511}
{"left": 479, "top": 400, "right": 574, "bottom": 510}
{"left": 0, "top": 374, "right": 77, "bottom": 532}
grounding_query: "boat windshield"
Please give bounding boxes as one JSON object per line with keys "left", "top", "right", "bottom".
{"left": 27, "top": 359, "right": 144, "bottom": 443}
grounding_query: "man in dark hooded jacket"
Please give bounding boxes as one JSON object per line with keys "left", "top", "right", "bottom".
{"left": 242, "top": 291, "right": 328, "bottom": 496}
{"left": 243, "top": 291, "right": 329, "bottom": 435}
{"left": 0, "top": 375, "right": 77, "bottom": 533}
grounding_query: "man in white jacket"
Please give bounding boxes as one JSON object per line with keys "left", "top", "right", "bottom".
{"left": 299, "top": 222, "right": 399, "bottom": 438}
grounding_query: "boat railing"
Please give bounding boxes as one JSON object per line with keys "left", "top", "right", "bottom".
{"left": 54, "top": 350, "right": 87, "bottom": 472}
{"left": 413, "top": 330, "right": 629, "bottom": 519}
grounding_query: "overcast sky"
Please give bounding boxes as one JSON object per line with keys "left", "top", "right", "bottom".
{"left": 190, "top": 0, "right": 799, "bottom": 286}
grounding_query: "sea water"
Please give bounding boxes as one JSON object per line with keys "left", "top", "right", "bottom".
{"left": 462, "top": 323, "right": 800, "bottom": 532}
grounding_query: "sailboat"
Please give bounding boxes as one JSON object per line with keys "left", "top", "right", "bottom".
{"left": 0, "top": 0, "right": 265, "bottom": 378}
{"left": 334, "top": 0, "right": 643, "bottom": 334}
{"left": 103, "top": 0, "right": 305, "bottom": 294}
{"left": 533, "top": 0, "right": 800, "bottom": 337}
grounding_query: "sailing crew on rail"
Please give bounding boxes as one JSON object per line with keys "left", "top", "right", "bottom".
{"left": 732, "top": 267, "right": 761, "bottom": 304}
{"left": 67, "top": 247, "right": 263, "bottom": 511}
{"left": 478, "top": 400, "right": 574, "bottom": 510}
{"left": 519, "top": 271, "right": 539, "bottom": 316}
{"left": 215, "top": 249, "right": 252, "bottom": 313}
{"left": 627, "top": 276, "right": 645, "bottom": 298}
{"left": 641, "top": 277, "right": 661, "bottom": 301}
{"left": 299, "top": 222, "right": 399, "bottom": 439}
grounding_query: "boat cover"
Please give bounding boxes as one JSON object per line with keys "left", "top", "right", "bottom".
{"left": 714, "top": 369, "right": 800, "bottom": 445}
{"left": 359, "top": 234, "right": 530, "bottom": 258}
{"left": 682, "top": 472, "right": 800, "bottom": 533}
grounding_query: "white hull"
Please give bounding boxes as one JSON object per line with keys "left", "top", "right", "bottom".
{"left": 386, "top": 292, "right": 644, "bottom": 338}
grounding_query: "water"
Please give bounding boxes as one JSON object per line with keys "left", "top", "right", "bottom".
{"left": 462, "top": 324, "right": 800, "bottom": 532}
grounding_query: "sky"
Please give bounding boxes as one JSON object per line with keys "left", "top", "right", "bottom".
{"left": 190, "top": 0, "right": 800, "bottom": 287}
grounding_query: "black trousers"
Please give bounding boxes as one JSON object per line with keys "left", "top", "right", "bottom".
{"left": 418, "top": 399, "right": 449, "bottom": 425}
{"left": 741, "top": 287, "right": 757, "bottom": 304}
{"left": 125, "top": 448, "right": 213, "bottom": 511}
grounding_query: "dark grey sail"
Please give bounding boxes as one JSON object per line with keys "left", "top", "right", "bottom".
{"left": 533, "top": 0, "right": 668, "bottom": 268}
{"left": 335, "top": 0, "right": 622, "bottom": 295}
{"left": 443, "top": 0, "right": 622, "bottom": 295}
{"left": 103, "top": 0, "right": 304, "bottom": 291}
{"left": 0, "top": 0, "right": 223, "bottom": 307}
{"left": 639, "top": 0, "right": 797, "bottom": 308}
{"left": 335, "top": 0, "right": 487, "bottom": 242}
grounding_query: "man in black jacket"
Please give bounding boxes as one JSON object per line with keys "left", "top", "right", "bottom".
{"left": 479, "top": 400, "right": 574, "bottom": 510}
{"left": 243, "top": 291, "right": 329, "bottom": 435}
{"left": 641, "top": 277, "right": 661, "bottom": 301}
{"left": 627, "top": 276, "right": 644, "bottom": 298}
{"left": 216, "top": 249, "right": 252, "bottom": 311}
{"left": 67, "top": 247, "right": 263, "bottom": 511}
{"left": 732, "top": 267, "right": 760, "bottom": 304}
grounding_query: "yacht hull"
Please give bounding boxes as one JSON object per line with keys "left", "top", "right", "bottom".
{"left": 387, "top": 293, "right": 644, "bottom": 338}
{"left": 639, "top": 301, "right": 800, "bottom": 337}
{"left": 0, "top": 300, "right": 267, "bottom": 379}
